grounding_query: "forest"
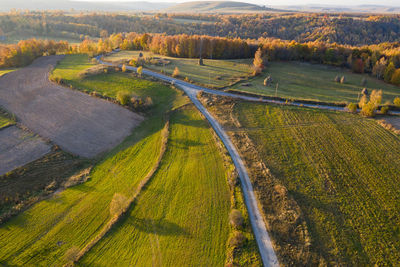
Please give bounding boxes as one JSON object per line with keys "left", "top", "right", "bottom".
{"left": 1, "top": 12, "right": 400, "bottom": 46}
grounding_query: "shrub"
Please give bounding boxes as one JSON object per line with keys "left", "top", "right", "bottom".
{"left": 91, "top": 58, "right": 98, "bottom": 64}
{"left": 347, "top": 103, "right": 358, "bottom": 113}
{"left": 361, "top": 102, "right": 377, "bottom": 117}
{"left": 172, "top": 67, "right": 180, "bottom": 77}
{"left": 394, "top": 97, "right": 400, "bottom": 107}
{"left": 340, "top": 76, "right": 346, "bottom": 84}
{"left": 116, "top": 91, "right": 131, "bottom": 105}
{"left": 109, "top": 193, "right": 129, "bottom": 217}
{"left": 381, "top": 106, "right": 389, "bottom": 114}
{"left": 334, "top": 75, "right": 340, "bottom": 83}
{"left": 122, "top": 64, "right": 127, "bottom": 72}
{"left": 229, "top": 209, "right": 244, "bottom": 228}
{"left": 137, "top": 66, "right": 143, "bottom": 77}
{"left": 359, "top": 95, "right": 368, "bottom": 108}
{"left": 228, "top": 231, "right": 246, "bottom": 248}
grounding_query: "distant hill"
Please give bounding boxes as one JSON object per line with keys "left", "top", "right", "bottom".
{"left": 275, "top": 4, "right": 400, "bottom": 13}
{"left": 0, "top": 0, "right": 173, "bottom": 12}
{"left": 165, "top": 1, "right": 282, "bottom": 13}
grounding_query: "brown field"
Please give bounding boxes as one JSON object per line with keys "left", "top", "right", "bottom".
{"left": 0, "top": 126, "right": 51, "bottom": 175}
{"left": 0, "top": 56, "right": 143, "bottom": 158}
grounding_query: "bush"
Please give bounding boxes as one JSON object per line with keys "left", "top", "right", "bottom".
{"left": 122, "top": 64, "right": 127, "bottom": 72}
{"left": 381, "top": 106, "right": 389, "bottom": 114}
{"left": 228, "top": 231, "right": 246, "bottom": 248}
{"left": 229, "top": 209, "right": 244, "bottom": 228}
{"left": 347, "top": 103, "right": 358, "bottom": 113}
{"left": 137, "top": 66, "right": 143, "bottom": 77}
{"left": 116, "top": 91, "right": 131, "bottom": 105}
{"left": 109, "top": 193, "right": 129, "bottom": 217}
{"left": 334, "top": 75, "right": 340, "bottom": 83}
{"left": 172, "top": 67, "right": 180, "bottom": 77}
{"left": 340, "top": 76, "right": 346, "bottom": 84}
{"left": 361, "top": 102, "right": 377, "bottom": 117}
{"left": 394, "top": 97, "right": 400, "bottom": 107}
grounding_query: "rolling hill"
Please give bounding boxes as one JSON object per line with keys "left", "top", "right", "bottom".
{"left": 165, "top": 1, "right": 281, "bottom": 13}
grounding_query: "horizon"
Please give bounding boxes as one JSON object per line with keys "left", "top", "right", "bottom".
{"left": 74, "top": 0, "right": 400, "bottom": 7}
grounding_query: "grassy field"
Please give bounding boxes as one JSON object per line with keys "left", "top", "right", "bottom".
{"left": 80, "top": 106, "right": 232, "bottom": 266}
{"left": 103, "top": 50, "right": 253, "bottom": 88}
{"left": 0, "top": 54, "right": 260, "bottom": 265}
{"left": 230, "top": 102, "right": 400, "bottom": 265}
{"left": 231, "top": 61, "right": 400, "bottom": 104}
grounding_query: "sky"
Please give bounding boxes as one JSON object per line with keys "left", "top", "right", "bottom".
{"left": 78, "top": 0, "right": 400, "bottom": 6}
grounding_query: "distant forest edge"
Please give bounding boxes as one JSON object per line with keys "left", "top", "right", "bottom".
{"left": 1, "top": 12, "right": 400, "bottom": 45}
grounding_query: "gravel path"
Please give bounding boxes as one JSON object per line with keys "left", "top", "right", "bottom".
{"left": 0, "top": 56, "right": 143, "bottom": 158}
{"left": 0, "top": 126, "right": 51, "bottom": 175}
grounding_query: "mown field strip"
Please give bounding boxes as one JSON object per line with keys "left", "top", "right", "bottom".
{"left": 233, "top": 102, "right": 400, "bottom": 265}
{"left": 80, "top": 106, "right": 232, "bottom": 266}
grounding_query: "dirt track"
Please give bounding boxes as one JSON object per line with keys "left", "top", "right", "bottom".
{"left": 0, "top": 126, "right": 51, "bottom": 175}
{"left": 0, "top": 56, "right": 143, "bottom": 158}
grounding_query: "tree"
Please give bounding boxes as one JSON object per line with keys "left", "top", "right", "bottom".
{"left": 384, "top": 62, "right": 396, "bottom": 83}
{"left": 137, "top": 66, "right": 143, "bottom": 77}
{"left": 390, "top": 69, "right": 400, "bottom": 86}
{"left": 122, "top": 64, "right": 127, "bottom": 72}
{"left": 253, "top": 47, "right": 267, "bottom": 70}
{"left": 394, "top": 97, "right": 400, "bottom": 107}
{"left": 372, "top": 57, "right": 387, "bottom": 79}
{"left": 359, "top": 95, "right": 368, "bottom": 108}
{"left": 347, "top": 103, "right": 357, "bottom": 113}
{"left": 172, "top": 66, "right": 180, "bottom": 77}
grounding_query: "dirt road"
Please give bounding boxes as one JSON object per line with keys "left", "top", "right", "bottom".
{"left": 0, "top": 56, "right": 143, "bottom": 158}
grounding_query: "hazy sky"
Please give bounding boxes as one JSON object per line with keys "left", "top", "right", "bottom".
{"left": 79, "top": 0, "right": 400, "bottom": 6}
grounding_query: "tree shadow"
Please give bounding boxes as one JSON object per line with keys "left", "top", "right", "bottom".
{"left": 129, "top": 216, "right": 191, "bottom": 237}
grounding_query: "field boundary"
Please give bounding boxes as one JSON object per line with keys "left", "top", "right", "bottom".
{"left": 72, "top": 120, "right": 170, "bottom": 264}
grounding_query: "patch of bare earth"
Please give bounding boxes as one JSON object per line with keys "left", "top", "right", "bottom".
{"left": 379, "top": 116, "right": 400, "bottom": 135}
{"left": 0, "top": 56, "right": 143, "bottom": 158}
{"left": 198, "top": 92, "right": 325, "bottom": 266}
{"left": 0, "top": 126, "right": 51, "bottom": 175}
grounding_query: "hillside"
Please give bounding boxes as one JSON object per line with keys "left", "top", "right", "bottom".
{"left": 276, "top": 4, "right": 400, "bottom": 13}
{"left": 165, "top": 1, "right": 280, "bottom": 13}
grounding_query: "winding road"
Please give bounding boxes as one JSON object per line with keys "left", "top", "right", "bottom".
{"left": 98, "top": 56, "right": 280, "bottom": 266}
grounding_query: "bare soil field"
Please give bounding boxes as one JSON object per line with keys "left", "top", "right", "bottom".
{"left": 0, "top": 126, "right": 51, "bottom": 175}
{"left": 0, "top": 56, "right": 143, "bottom": 158}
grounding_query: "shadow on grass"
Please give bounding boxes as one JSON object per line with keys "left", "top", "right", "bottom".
{"left": 129, "top": 216, "right": 191, "bottom": 237}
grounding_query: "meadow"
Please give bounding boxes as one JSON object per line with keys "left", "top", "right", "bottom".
{"left": 230, "top": 101, "right": 400, "bottom": 265}
{"left": 81, "top": 106, "right": 232, "bottom": 266}
{"left": 231, "top": 61, "right": 400, "bottom": 104}
{"left": 103, "top": 50, "right": 254, "bottom": 88}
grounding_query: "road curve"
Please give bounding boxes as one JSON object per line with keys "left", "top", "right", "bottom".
{"left": 98, "top": 56, "right": 279, "bottom": 266}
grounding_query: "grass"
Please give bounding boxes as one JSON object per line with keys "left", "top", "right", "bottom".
{"left": 231, "top": 101, "right": 400, "bottom": 265}
{"left": 231, "top": 61, "right": 400, "bottom": 104}
{"left": 0, "top": 68, "right": 16, "bottom": 77}
{"left": 0, "top": 108, "right": 15, "bottom": 129}
{"left": 80, "top": 106, "right": 232, "bottom": 266}
{"left": 103, "top": 50, "right": 254, "bottom": 88}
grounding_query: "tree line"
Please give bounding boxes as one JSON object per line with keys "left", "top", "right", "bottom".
{"left": 1, "top": 12, "right": 400, "bottom": 46}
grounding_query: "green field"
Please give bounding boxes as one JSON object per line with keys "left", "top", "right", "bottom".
{"left": 0, "top": 54, "right": 259, "bottom": 265}
{"left": 231, "top": 102, "right": 400, "bottom": 265}
{"left": 231, "top": 61, "right": 400, "bottom": 104}
{"left": 81, "top": 106, "right": 231, "bottom": 266}
{"left": 104, "top": 50, "right": 253, "bottom": 88}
